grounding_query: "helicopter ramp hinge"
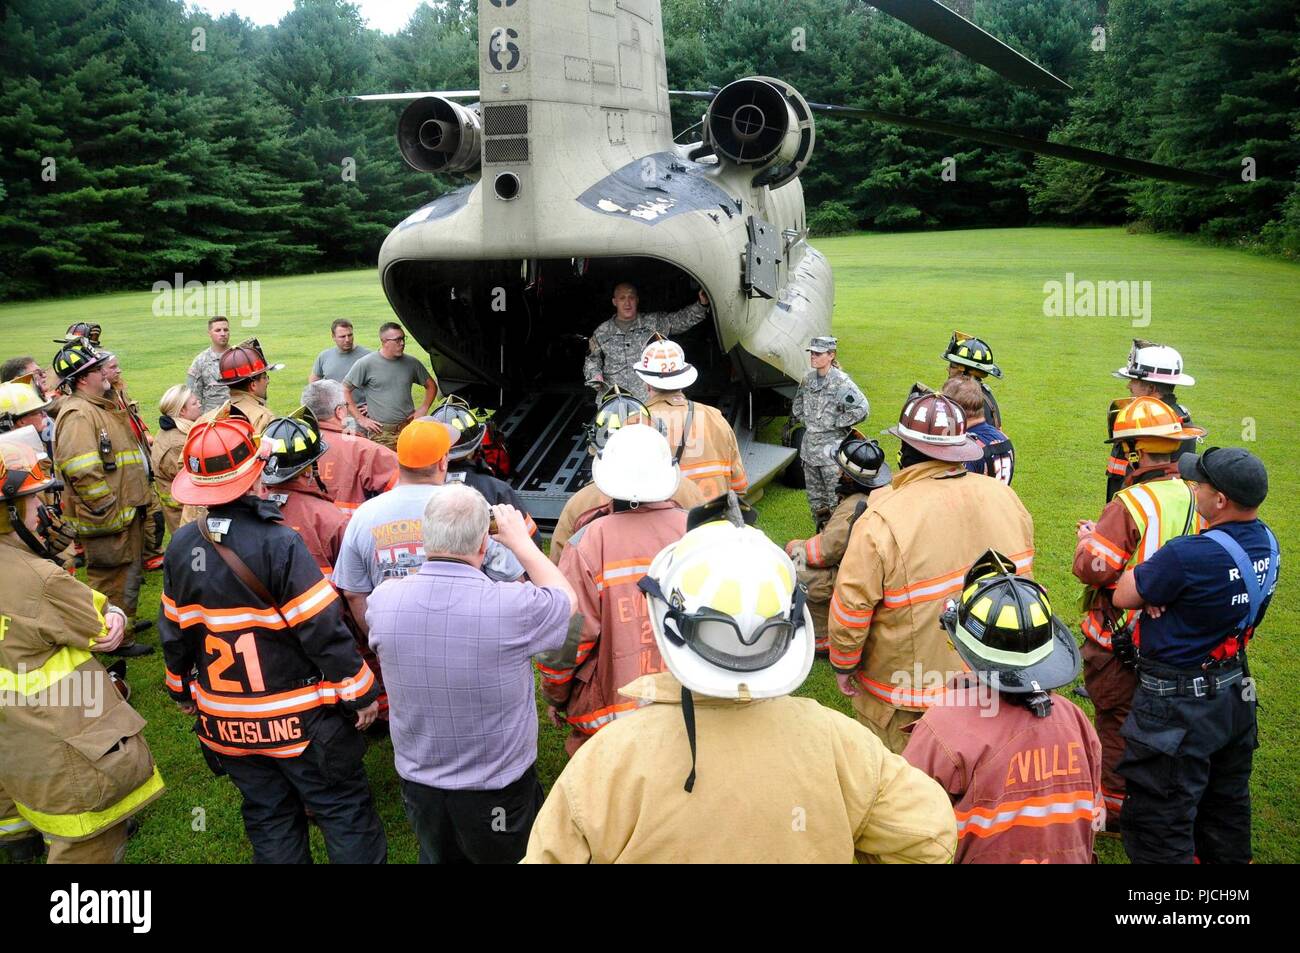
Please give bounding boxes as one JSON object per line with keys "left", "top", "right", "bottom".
{"left": 743, "top": 214, "right": 781, "bottom": 299}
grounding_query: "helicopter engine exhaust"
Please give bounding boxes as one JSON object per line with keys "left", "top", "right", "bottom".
{"left": 397, "top": 96, "right": 482, "bottom": 174}
{"left": 703, "top": 78, "right": 815, "bottom": 188}
{"left": 706, "top": 79, "right": 799, "bottom": 169}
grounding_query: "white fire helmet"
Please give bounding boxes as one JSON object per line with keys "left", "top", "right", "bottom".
{"left": 1114, "top": 340, "right": 1195, "bottom": 386}
{"left": 591, "top": 423, "right": 679, "bottom": 503}
{"left": 634, "top": 338, "right": 698, "bottom": 391}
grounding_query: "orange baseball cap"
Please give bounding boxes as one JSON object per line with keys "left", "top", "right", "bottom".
{"left": 397, "top": 418, "right": 456, "bottom": 467}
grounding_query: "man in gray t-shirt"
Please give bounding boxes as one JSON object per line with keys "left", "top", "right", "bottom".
{"left": 344, "top": 322, "right": 438, "bottom": 449}
{"left": 310, "top": 319, "right": 371, "bottom": 406}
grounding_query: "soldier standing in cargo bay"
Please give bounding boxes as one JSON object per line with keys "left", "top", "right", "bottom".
{"left": 584, "top": 283, "right": 710, "bottom": 401}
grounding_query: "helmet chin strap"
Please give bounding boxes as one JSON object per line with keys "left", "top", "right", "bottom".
{"left": 9, "top": 501, "right": 59, "bottom": 562}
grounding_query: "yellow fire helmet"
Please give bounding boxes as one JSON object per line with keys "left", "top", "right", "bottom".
{"left": 0, "top": 380, "right": 54, "bottom": 430}
{"left": 639, "top": 520, "right": 813, "bottom": 700}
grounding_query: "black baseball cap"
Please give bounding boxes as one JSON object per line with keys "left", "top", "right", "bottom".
{"left": 1179, "top": 447, "right": 1268, "bottom": 508}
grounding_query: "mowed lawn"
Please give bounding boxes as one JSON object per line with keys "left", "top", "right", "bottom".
{"left": 1, "top": 227, "right": 1296, "bottom": 863}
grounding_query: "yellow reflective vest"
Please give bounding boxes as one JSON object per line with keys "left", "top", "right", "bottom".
{"left": 0, "top": 533, "right": 164, "bottom": 840}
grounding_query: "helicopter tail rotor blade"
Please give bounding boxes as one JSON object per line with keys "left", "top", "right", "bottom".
{"left": 807, "top": 101, "right": 1222, "bottom": 187}
{"left": 868, "top": 0, "right": 1071, "bottom": 93}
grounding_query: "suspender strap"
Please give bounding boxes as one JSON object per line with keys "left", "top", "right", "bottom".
{"left": 1201, "top": 527, "right": 1279, "bottom": 634}
{"left": 675, "top": 401, "right": 694, "bottom": 465}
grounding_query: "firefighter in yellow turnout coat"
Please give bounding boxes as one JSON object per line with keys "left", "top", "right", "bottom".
{"left": 51, "top": 341, "right": 153, "bottom": 653}
{"left": 0, "top": 441, "right": 164, "bottom": 863}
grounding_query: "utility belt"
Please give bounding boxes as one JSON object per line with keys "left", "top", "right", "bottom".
{"left": 1137, "top": 655, "right": 1246, "bottom": 698}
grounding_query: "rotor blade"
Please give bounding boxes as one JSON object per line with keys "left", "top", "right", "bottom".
{"left": 807, "top": 101, "right": 1222, "bottom": 187}
{"left": 334, "top": 90, "right": 481, "bottom": 103}
{"left": 868, "top": 0, "right": 1070, "bottom": 93}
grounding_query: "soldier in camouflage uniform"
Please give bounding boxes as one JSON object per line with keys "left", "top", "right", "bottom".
{"left": 186, "top": 316, "right": 232, "bottom": 413}
{"left": 786, "top": 435, "right": 892, "bottom": 654}
{"left": 791, "top": 336, "right": 869, "bottom": 527}
{"left": 583, "top": 283, "right": 710, "bottom": 401}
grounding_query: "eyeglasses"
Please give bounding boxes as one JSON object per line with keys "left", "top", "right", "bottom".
{"left": 638, "top": 575, "right": 805, "bottom": 673}
{"left": 381, "top": 335, "right": 406, "bottom": 344}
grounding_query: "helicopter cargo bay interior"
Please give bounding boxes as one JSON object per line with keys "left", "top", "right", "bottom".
{"left": 384, "top": 255, "right": 753, "bottom": 518}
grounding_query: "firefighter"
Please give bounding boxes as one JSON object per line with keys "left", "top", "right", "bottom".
{"left": 1073, "top": 395, "right": 1206, "bottom": 831}
{"left": 0, "top": 440, "right": 165, "bottom": 863}
{"left": 785, "top": 433, "right": 892, "bottom": 654}
{"left": 100, "top": 352, "right": 165, "bottom": 571}
{"left": 942, "top": 330, "right": 1003, "bottom": 429}
{"left": 525, "top": 508, "right": 957, "bottom": 863}
{"left": 197, "top": 338, "right": 282, "bottom": 434}
{"left": 51, "top": 340, "right": 153, "bottom": 655}
{"left": 539, "top": 424, "right": 689, "bottom": 755}
{"left": 791, "top": 336, "right": 869, "bottom": 529}
{"left": 431, "top": 395, "right": 541, "bottom": 544}
{"left": 1105, "top": 340, "right": 1198, "bottom": 501}
{"left": 635, "top": 338, "right": 748, "bottom": 500}
{"left": 1112, "top": 448, "right": 1276, "bottom": 864}
{"left": 161, "top": 411, "right": 386, "bottom": 863}
{"left": 0, "top": 380, "right": 54, "bottom": 440}
{"left": 261, "top": 407, "right": 388, "bottom": 722}
{"left": 550, "top": 388, "right": 706, "bottom": 565}
{"left": 903, "top": 550, "right": 1102, "bottom": 863}
{"left": 829, "top": 391, "right": 1035, "bottom": 753}
{"left": 942, "top": 374, "right": 1015, "bottom": 485}
{"left": 151, "top": 385, "right": 201, "bottom": 537}
{"left": 302, "top": 379, "right": 400, "bottom": 515}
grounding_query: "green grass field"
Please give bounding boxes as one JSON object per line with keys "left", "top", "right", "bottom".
{"left": 2, "top": 226, "right": 1297, "bottom": 863}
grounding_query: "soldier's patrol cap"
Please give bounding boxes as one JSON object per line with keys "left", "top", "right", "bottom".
{"left": 806, "top": 336, "right": 838, "bottom": 353}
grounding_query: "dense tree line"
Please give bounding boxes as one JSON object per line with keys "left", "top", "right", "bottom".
{"left": 1, "top": 0, "right": 1295, "bottom": 300}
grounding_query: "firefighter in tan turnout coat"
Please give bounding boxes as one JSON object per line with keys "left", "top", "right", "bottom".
{"left": 0, "top": 440, "right": 164, "bottom": 863}
{"left": 51, "top": 341, "right": 153, "bottom": 654}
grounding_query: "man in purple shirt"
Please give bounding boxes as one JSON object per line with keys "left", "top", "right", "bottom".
{"left": 366, "top": 483, "right": 576, "bottom": 863}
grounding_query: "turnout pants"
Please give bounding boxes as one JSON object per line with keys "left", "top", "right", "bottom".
{"left": 1081, "top": 639, "right": 1137, "bottom": 820}
{"left": 216, "top": 724, "right": 386, "bottom": 864}
{"left": 798, "top": 565, "right": 835, "bottom": 653}
{"left": 1119, "top": 667, "right": 1257, "bottom": 864}
{"left": 83, "top": 513, "right": 145, "bottom": 620}
{"left": 46, "top": 821, "right": 129, "bottom": 864}
{"left": 400, "top": 763, "right": 544, "bottom": 864}
{"left": 851, "top": 692, "right": 922, "bottom": 755}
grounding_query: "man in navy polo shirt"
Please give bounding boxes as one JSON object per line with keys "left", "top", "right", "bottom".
{"left": 1112, "top": 447, "right": 1278, "bottom": 864}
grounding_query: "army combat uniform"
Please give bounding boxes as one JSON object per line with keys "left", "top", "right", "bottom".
{"left": 583, "top": 303, "right": 708, "bottom": 401}
{"left": 791, "top": 367, "right": 868, "bottom": 522}
{"left": 186, "top": 347, "right": 231, "bottom": 413}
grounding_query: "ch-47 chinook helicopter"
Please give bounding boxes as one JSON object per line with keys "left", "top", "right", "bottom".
{"left": 348, "top": 0, "right": 1217, "bottom": 525}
